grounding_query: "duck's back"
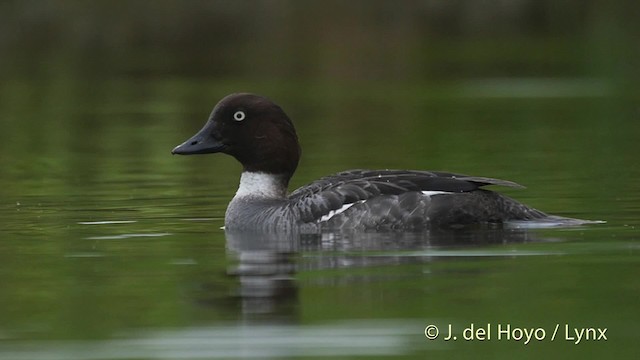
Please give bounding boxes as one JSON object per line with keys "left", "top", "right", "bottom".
{"left": 286, "top": 169, "right": 548, "bottom": 230}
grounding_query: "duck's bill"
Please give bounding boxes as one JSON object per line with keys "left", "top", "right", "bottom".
{"left": 171, "top": 129, "right": 226, "bottom": 155}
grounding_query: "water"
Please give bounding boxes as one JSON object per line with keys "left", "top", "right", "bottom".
{"left": 1, "top": 1, "right": 639, "bottom": 359}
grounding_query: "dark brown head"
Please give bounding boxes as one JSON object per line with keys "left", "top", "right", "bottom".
{"left": 172, "top": 93, "right": 301, "bottom": 179}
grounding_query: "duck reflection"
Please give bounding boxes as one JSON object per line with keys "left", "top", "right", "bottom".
{"left": 224, "top": 226, "right": 551, "bottom": 317}
{"left": 225, "top": 230, "right": 299, "bottom": 318}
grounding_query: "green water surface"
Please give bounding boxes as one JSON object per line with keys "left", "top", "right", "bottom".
{"left": 1, "top": 1, "right": 639, "bottom": 359}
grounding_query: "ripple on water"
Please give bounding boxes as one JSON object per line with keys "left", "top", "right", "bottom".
{"left": 77, "top": 221, "right": 138, "bottom": 225}
{"left": 84, "top": 233, "right": 172, "bottom": 240}
{"left": 0, "top": 319, "right": 437, "bottom": 359}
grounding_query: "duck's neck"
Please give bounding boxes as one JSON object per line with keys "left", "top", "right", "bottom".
{"left": 234, "top": 171, "right": 290, "bottom": 200}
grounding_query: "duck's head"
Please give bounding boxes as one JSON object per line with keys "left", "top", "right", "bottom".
{"left": 172, "top": 93, "right": 301, "bottom": 179}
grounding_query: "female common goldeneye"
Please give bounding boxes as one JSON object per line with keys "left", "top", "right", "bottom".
{"left": 172, "top": 93, "right": 592, "bottom": 232}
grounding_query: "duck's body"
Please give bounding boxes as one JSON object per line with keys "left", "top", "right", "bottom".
{"left": 172, "top": 93, "right": 592, "bottom": 232}
{"left": 224, "top": 170, "right": 552, "bottom": 232}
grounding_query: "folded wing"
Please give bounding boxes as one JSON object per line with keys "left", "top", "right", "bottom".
{"left": 288, "top": 169, "right": 523, "bottom": 223}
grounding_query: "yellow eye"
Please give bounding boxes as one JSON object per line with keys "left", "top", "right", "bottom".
{"left": 233, "top": 111, "right": 246, "bottom": 121}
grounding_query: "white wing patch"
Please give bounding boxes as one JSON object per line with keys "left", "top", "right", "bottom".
{"left": 320, "top": 201, "right": 365, "bottom": 222}
{"left": 319, "top": 192, "right": 450, "bottom": 223}
{"left": 421, "top": 191, "right": 450, "bottom": 196}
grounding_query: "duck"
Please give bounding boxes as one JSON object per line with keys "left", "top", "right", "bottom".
{"left": 172, "top": 93, "right": 593, "bottom": 232}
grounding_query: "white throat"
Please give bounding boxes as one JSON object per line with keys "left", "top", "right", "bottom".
{"left": 234, "top": 172, "right": 288, "bottom": 199}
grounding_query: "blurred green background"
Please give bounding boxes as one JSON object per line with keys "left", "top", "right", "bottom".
{"left": 0, "top": 1, "right": 639, "bottom": 359}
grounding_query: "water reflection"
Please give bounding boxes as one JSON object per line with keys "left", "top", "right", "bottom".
{"left": 224, "top": 227, "right": 559, "bottom": 318}
{"left": 0, "top": 320, "right": 428, "bottom": 359}
{"left": 226, "top": 231, "right": 299, "bottom": 319}
{"left": 0, "top": 225, "right": 621, "bottom": 359}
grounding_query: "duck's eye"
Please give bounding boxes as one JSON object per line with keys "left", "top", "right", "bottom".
{"left": 233, "top": 110, "right": 246, "bottom": 122}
